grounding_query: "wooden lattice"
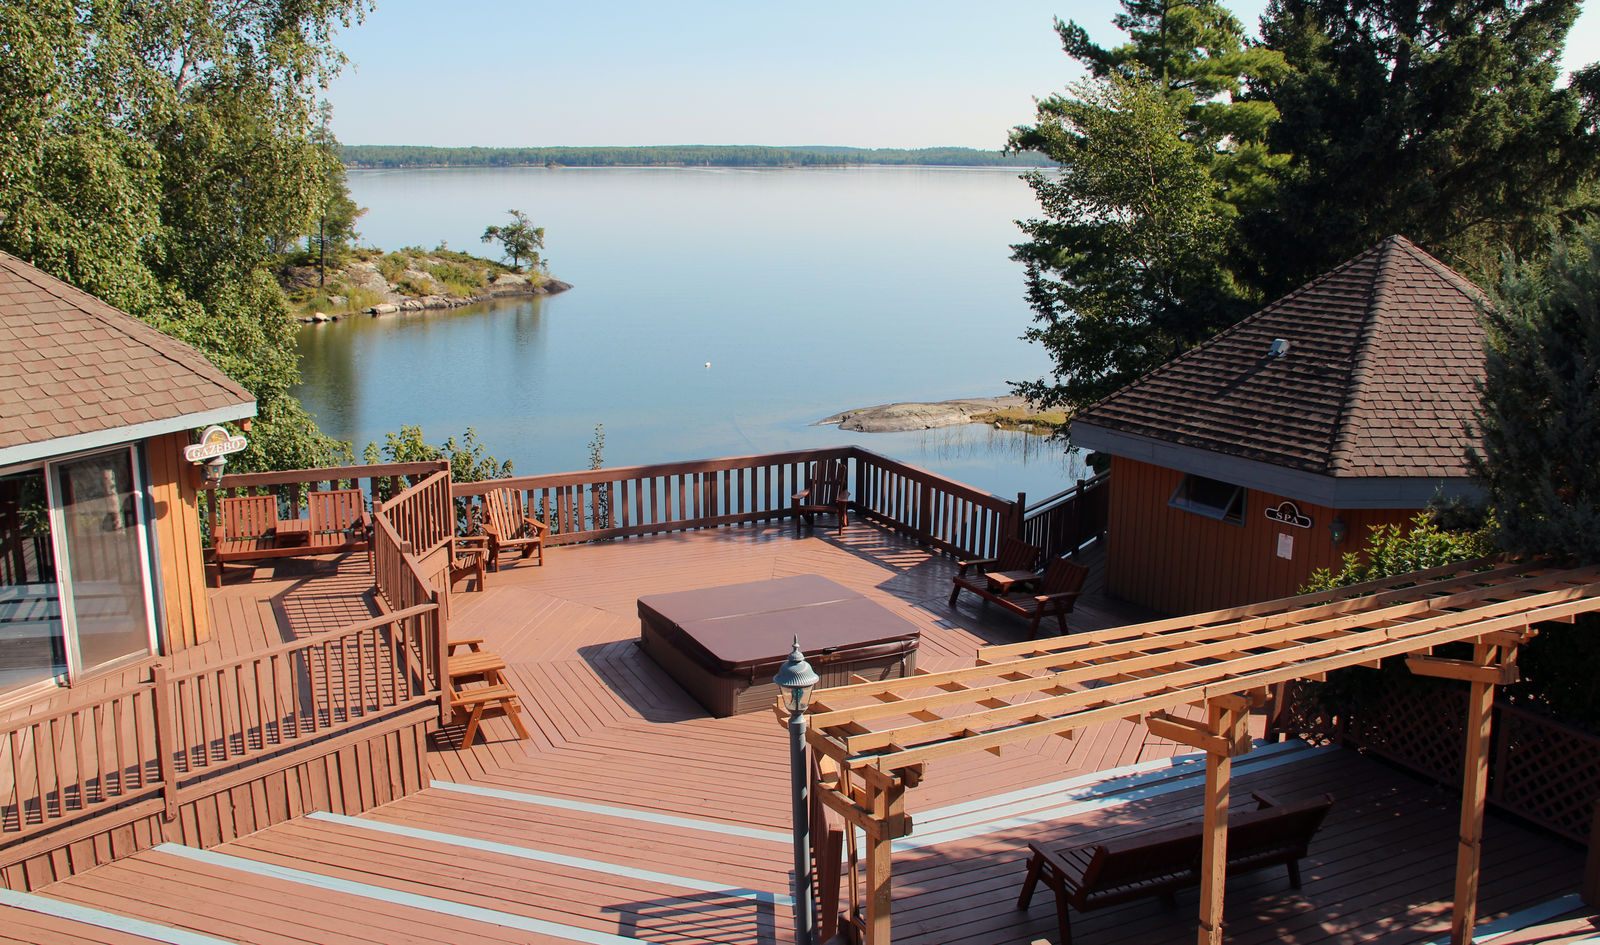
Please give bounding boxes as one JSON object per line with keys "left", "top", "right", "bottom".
{"left": 1345, "top": 688, "right": 1467, "bottom": 785}
{"left": 1494, "top": 706, "right": 1600, "bottom": 841}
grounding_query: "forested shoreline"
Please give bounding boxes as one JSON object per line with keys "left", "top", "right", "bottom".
{"left": 341, "top": 144, "right": 1053, "bottom": 169}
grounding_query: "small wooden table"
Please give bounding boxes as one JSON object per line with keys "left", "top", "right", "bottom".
{"left": 985, "top": 570, "right": 1040, "bottom": 594}
{"left": 448, "top": 649, "right": 506, "bottom": 687}
{"left": 275, "top": 518, "right": 312, "bottom": 546}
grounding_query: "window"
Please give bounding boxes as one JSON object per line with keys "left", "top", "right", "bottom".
{"left": 1169, "top": 474, "right": 1246, "bottom": 525}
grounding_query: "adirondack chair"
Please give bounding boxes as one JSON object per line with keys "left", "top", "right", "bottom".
{"left": 950, "top": 555, "right": 1090, "bottom": 638}
{"left": 480, "top": 488, "right": 548, "bottom": 571}
{"left": 792, "top": 458, "right": 850, "bottom": 534}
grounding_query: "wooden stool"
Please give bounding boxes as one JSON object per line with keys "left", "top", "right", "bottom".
{"left": 451, "top": 683, "right": 530, "bottom": 748}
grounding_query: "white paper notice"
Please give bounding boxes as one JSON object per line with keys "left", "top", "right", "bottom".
{"left": 1277, "top": 533, "right": 1294, "bottom": 559}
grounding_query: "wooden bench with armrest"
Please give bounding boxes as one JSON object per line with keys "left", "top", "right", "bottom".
{"left": 949, "top": 555, "right": 1089, "bottom": 638}
{"left": 1017, "top": 791, "right": 1335, "bottom": 945}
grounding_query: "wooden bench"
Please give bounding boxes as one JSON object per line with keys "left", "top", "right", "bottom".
{"left": 949, "top": 556, "right": 1089, "bottom": 638}
{"left": 1017, "top": 792, "right": 1334, "bottom": 945}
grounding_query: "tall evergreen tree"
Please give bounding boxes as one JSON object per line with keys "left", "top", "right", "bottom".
{"left": 1245, "top": 0, "right": 1600, "bottom": 296}
{"left": 1470, "top": 227, "right": 1600, "bottom": 561}
{"left": 1011, "top": 2, "right": 1285, "bottom": 418}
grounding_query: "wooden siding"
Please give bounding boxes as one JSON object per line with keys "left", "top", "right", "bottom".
{"left": 1104, "top": 457, "right": 1417, "bottom": 615}
{"left": 142, "top": 431, "right": 209, "bottom": 649}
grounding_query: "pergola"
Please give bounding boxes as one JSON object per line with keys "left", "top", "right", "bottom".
{"left": 804, "top": 557, "right": 1600, "bottom": 945}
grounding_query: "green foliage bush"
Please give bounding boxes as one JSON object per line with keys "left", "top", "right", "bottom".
{"left": 1301, "top": 514, "right": 1494, "bottom": 592}
{"left": 394, "top": 273, "right": 434, "bottom": 297}
{"left": 363, "top": 426, "right": 512, "bottom": 485}
{"left": 377, "top": 253, "right": 408, "bottom": 283}
{"left": 427, "top": 260, "right": 485, "bottom": 296}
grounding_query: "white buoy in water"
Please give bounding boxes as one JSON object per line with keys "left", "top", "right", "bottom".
{"left": 705, "top": 361, "right": 711, "bottom": 369}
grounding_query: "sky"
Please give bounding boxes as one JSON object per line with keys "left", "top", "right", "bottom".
{"left": 327, "top": 0, "right": 1600, "bottom": 149}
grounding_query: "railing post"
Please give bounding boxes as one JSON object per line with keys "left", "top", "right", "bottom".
{"left": 150, "top": 662, "right": 180, "bottom": 821}
{"left": 433, "top": 588, "right": 452, "bottom": 725}
{"left": 1015, "top": 492, "right": 1026, "bottom": 542}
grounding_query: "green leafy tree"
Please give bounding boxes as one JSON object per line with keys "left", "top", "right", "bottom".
{"left": 1469, "top": 227, "right": 1600, "bottom": 561}
{"left": 1011, "top": 3, "right": 1284, "bottom": 419}
{"left": 1301, "top": 513, "right": 1493, "bottom": 592}
{"left": 364, "top": 426, "right": 513, "bottom": 485}
{"left": 0, "top": 0, "right": 369, "bottom": 472}
{"left": 481, "top": 210, "right": 545, "bottom": 272}
{"left": 1243, "top": 0, "right": 1600, "bottom": 296}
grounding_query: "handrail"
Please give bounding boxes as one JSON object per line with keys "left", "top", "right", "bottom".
{"left": 0, "top": 600, "right": 440, "bottom": 843}
{"left": 450, "top": 445, "right": 1026, "bottom": 560}
{"left": 379, "top": 469, "right": 454, "bottom": 558}
{"left": 1020, "top": 471, "right": 1110, "bottom": 561}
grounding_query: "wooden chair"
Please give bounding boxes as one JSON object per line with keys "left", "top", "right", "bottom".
{"left": 792, "top": 458, "right": 850, "bottom": 534}
{"left": 448, "top": 535, "right": 488, "bottom": 592}
{"left": 210, "top": 495, "right": 281, "bottom": 586}
{"left": 950, "top": 555, "right": 1090, "bottom": 638}
{"left": 480, "top": 488, "right": 548, "bottom": 571}
{"left": 307, "top": 489, "right": 370, "bottom": 551}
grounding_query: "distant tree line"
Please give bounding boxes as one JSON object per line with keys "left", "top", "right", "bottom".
{"left": 341, "top": 145, "right": 1054, "bottom": 169}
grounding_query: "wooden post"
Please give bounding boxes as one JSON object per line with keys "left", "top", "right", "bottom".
{"left": 863, "top": 780, "right": 905, "bottom": 945}
{"left": 149, "top": 661, "right": 180, "bottom": 821}
{"left": 1450, "top": 644, "right": 1498, "bottom": 945}
{"left": 1197, "top": 701, "right": 1245, "bottom": 945}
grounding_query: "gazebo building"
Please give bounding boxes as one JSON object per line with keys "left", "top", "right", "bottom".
{"left": 0, "top": 251, "right": 255, "bottom": 698}
{"left": 1071, "top": 236, "right": 1487, "bottom": 615}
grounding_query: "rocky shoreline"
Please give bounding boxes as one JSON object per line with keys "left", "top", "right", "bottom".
{"left": 290, "top": 255, "right": 572, "bottom": 323}
{"left": 819, "top": 395, "right": 1029, "bottom": 433}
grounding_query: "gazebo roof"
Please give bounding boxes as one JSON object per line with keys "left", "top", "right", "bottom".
{"left": 1071, "top": 237, "right": 1487, "bottom": 496}
{"left": 0, "top": 251, "right": 255, "bottom": 466}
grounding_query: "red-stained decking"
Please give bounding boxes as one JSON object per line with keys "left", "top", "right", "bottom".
{"left": 0, "top": 522, "right": 1592, "bottom": 944}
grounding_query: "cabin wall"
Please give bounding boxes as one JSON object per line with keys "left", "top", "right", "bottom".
{"left": 143, "top": 431, "right": 210, "bottom": 649}
{"left": 1104, "top": 457, "right": 1417, "bottom": 615}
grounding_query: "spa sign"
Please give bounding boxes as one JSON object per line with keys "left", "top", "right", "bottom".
{"left": 184, "top": 425, "right": 248, "bottom": 462}
{"left": 1264, "top": 501, "right": 1313, "bottom": 529}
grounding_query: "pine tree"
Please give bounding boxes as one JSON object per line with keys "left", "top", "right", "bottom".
{"left": 1245, "top": 0, "right": 1600, "bottom": 296}
{"left": 1470, "top": 227, "right": 1600, "bottom": 560}
{"left": 1010, "top": 2, "right": 1284, "bottom": 417}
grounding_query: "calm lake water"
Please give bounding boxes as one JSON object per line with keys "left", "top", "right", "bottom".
{"left": 294, "top": 165, "right": 1088, "bottom": 501}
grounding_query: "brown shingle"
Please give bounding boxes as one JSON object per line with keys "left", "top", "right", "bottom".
{"left": 1073, "top": 236, "right": 1485, "bottom": 479}
{"left": 0, "top": 251, "right": 254, "bottom": 454}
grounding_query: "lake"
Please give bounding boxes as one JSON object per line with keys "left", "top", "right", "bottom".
{"left": 295, "top": 165, "right": 1089, "bottom": 502}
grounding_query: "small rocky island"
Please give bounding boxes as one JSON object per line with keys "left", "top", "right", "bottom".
{"left": 281, "top": 246, "right": 571, "bottom": 322}
{"left": 820, "top": 395, "right": 1066, "bottom": 434}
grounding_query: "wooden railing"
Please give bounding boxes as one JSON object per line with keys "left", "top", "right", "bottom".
{"left": 1020, "top": 472, "right": 1110, "bottom": 561}
{"left": 850, "top": 449, "right": 1018, "bottom": 560}
{"left": 453, "top": 447, "right": 857, "bottom": 546}
{"left": 376, "top": 469, "right": 454, "bottom": 558}
{"left": 0, "top": 603, "right": 440, "bottom": 843}
{"left": 202, "top": 461, "right": 448, "bottom": 540}
{"left": 452, "top": 446, "right": 1024, "bottom": 561}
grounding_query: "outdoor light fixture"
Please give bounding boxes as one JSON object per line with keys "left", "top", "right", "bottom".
{"left": 1330, "top": 515, "right": 1348, "bottom": 546}
{"left": 774, "top": 637, "right": 819, "bottom": 945}
{"left": 203, "top": 456, "right": 227, "bottom": 485}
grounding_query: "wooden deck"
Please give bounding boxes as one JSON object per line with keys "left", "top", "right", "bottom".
{"left": 0, "top": 521, "right": 1592, "bottom": 944}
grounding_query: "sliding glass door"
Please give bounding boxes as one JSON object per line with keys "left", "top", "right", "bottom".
{"left": 52, "top": 449, "right": 157, "bottom": 676}
{"left": 0, "top": 469, "right": 65, "bottom": 691}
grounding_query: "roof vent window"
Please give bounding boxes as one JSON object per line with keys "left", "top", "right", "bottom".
{"left": 1268, "top": 338, "right": 1291, "bottom": 358}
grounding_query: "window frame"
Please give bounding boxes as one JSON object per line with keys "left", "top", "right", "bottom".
{"left": 1168, "top": 473, "right": 1247, "bottom": 526}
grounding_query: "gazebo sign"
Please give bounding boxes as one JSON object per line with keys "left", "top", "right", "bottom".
{"left": 1263, "top": 500, "right": 1313, "bottom": 529}
{"left": 184, "top": 425, "right": 248, "bottom": 463}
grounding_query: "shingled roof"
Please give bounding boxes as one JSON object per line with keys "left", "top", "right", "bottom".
{"left": 1072, "top": 236, "right": 1487, "bottom": 505}
{"left": 0, "top": 251, "right": 255, "bottom": 466}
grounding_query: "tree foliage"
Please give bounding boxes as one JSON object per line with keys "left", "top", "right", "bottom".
{"left": 1470, "top": 227, "right": 1600, "bottom": 561}
{"left": 481, "top": 210, "right": 545, "bottom": 272}
{"left": 363, "top": 426, "right": 513, "bottom": 485}
{"left": 1243, "top": 0, "right": 1600, "bottom": 295}
{"left": 1301, "top": 513, "right": 1494, "bottom": 592}
{"left": 1011, "top": 3, "right": 1281, "bottom": 417}
{"left": 0, "top": 0, "right": 368, "bottom": 471}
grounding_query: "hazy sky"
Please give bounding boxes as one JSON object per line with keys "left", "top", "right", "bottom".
{"left": 327, "top": 0, "right": 1600, "bottom": 149}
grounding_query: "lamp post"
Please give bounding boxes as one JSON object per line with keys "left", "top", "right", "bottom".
{"left": 775, "top": 636, "right": 819, "bottom": 945}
